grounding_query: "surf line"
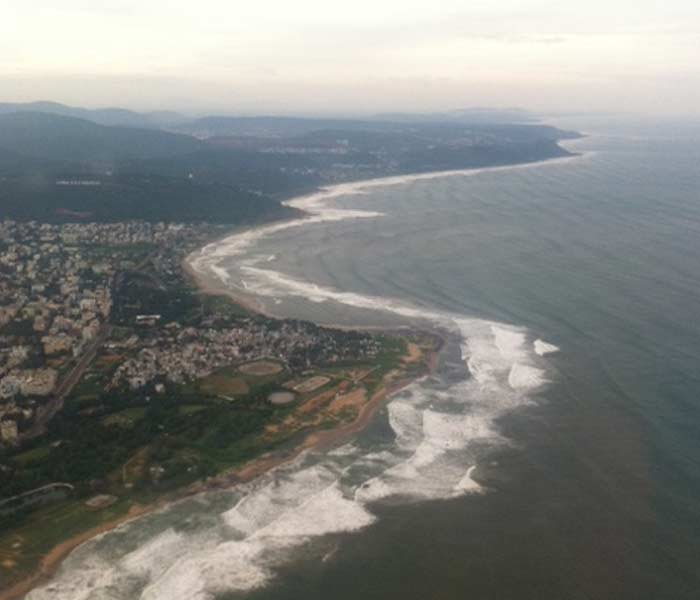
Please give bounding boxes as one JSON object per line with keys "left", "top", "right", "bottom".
{"left": 189, "top": 152, "right": 587, "bottom": 284}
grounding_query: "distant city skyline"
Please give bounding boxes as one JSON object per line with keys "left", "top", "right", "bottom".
{"left": 2, "top": 0, "right": 699, "bottom": 116}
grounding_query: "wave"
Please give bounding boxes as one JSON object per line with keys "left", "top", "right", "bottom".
{"left": 29, "top": 295, "right": 558, "bottom": 598}
{"left": 189, "top": 154, "right": 585, "bottom": 285}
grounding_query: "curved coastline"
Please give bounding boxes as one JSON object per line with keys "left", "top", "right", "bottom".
{"left": 186, "top": 150, "right": 587, "bottom": 319}
{"left": 3, "top": 335, "right": 443, "bottom": 600}
{"left": 6, "top": 151, "right": 580, "bottom": 600}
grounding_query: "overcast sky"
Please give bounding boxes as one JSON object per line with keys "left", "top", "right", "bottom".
{"left": 2, "top": 0, "right": 699, "bottom": 115}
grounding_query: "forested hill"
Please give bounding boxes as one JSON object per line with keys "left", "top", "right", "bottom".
{"left": 0, "top": 101, "right": 183, "bottom": 129}
{"left": 0, "top": 112, "right": 292, "bottom": 224}
{"left": 0, "top": 105, "right": 581, "bottom": 224}
{"left": 0, "top": 112, "right": 202, "bottom": 162}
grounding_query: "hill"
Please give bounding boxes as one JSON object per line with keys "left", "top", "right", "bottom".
{"left": 170, "top": 114, "right": 578, "bottom": 141}
{"left": 0, "top": 104, "right": 581, "bottom": 224}
{"left": 0, "top": 112, "right": 202, "bottom": 163}
{"left": 0, "top": 101, "right": 184, "bottom": 129}
{"left": 0, "top": 113, "right": 293, "bottom": 224}
{"left": 0, "top": 171, "right": 295, "bottom": 223}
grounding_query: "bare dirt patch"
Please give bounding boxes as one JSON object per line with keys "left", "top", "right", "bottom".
{"left": 328, "top": 387, "right": 367, "bottom": 414}
{"left": 299, "top": 388, "right": 336, "bottom": 415}
{"left": 402, "top": 342, "right": 423, "bottom": 364}
{"left": 292, "top": 375, "right": 330, "bottom": 394}
{"left": 96, "top": 354, "right": 124, "bottom": 367}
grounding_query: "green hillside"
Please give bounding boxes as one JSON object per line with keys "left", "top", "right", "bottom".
{"left": 0, "top": 112, "right": 202, "bottom": 163}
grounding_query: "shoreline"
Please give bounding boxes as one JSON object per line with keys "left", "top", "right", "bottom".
{"left": 0, "top": 503, "right": 160, "bottom": 600}
{"left": 3, "top": 152, "right": 573, "bottom": 599}
{"left": 4, "top": 267, "right": 444, "bottom": 600}
{"left": 181, "top": 257, "right": 277, "bottom": 319}
{"left": 1, "top": 342, "right": 442, "bottom": 600}
{"left": 185, "top": 150, "right": 585, "bottom": 326}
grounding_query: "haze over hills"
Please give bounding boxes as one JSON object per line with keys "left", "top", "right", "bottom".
{"left": 0, "top": 112, "right": 203, "bottom": 163}
{"left": 0, "top": 102, "right": 548, "bottom": 137}
{"left": 0, "top": 101, "right": 185, "bottom": 130}
{"left": 0, "top": 103, "right": 580, "bottom": 224}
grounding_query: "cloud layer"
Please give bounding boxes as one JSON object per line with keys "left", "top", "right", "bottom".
{"left": 2, "top": 0, "right": 699, "bottom": 114}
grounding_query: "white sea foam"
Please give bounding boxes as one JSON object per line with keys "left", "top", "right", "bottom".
{"left": 491, "top": 325, "right": 528, "bottom": 361}
{"left": 222, "top": 464, "right": 339, "bottom": 536}
{"left": 508, "top": 363, "right": 547, "bottom": 390}
{"left": 120, "top": 528, "right": 188, "bottom": 579}
{"left": 138, "top": 540, "right": 270, "bottom": 600}
{"left": 534, "top": 339, "right": 560, "bottom": 356}
{"left": 28, "top": 286, "right": 560, "bottom": 598}
{"left": 454, "top": 466, "right": 481, "bottom": 493}
{"left": 188, "top": 154, "right": 583, "bottom": 288}
{"left": 254, "top": 483, "right": 375, "bottom": 538}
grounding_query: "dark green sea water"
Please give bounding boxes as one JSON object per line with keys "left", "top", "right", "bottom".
{"left": 30, "top": 118, "right": 700, "bottom": 600}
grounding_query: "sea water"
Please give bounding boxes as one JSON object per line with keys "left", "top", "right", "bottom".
{"left": 29, "top": 117, "right": 700, "bottom": 600}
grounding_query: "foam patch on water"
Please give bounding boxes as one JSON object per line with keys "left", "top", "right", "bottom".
{"left": 120, "top": 528, "right": 189, "bottom": 579}
{"left": 222, "top": 464, "right": 339, "bottom": 536}
{"left": 534, "top": 339, "right": 560, "bottom": 356}
{"left": 454, "top": 466, "right": 481, "bottom": 493}
{"left": 508, "top": 363, "right": 547, "bottom": 390}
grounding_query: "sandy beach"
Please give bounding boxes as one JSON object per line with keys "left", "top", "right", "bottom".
{"left": 2, "top": 343, "right": 439, "bottom": 600}
{"left": 2, "top": 349, "right": 440, "bottom": 600}
{"left": 181, "top": 256, "right": 276, "bottom": 318}
{"left": 2, "top": 154, "right": 585, "bottom": 599}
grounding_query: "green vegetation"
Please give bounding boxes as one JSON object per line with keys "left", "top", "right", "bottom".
{"left": 0, "top": 259, "right": 437, "bottom": 590}
{"left": 0, "top": 108, "right": 578, "bottom": 224}
{"left": 102, "top": 407, "right": 147, "bottom": 428}
{"left": 0, "top": 172, "right": 294, "bottom": 224}
{"left": 0, "top": 495, "right": 137, "bottom": 583}
{"left": 0, "top": 111, "right": 202, "bottom": 162}
{"left": 13, "top": 446, "right": 52, "bottom": 467}
{"left": 178, "top": 404, "right": 207, "bottom": 416}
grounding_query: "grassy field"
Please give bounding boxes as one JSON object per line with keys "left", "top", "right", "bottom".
{"left": 102, "top": 407, "right": 147, "bottom": 428}
{"left": 12, "top": 446, "right": 52, "bottom": 468}
{"left": 0, "top": 496, "right": 135, "bottom": 587}
{"left": 178, "top": 404, "right": 208, "bottom": 416}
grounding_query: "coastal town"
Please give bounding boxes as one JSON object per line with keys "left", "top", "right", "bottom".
{"left": 0, "top": 220, "right": 218, "bottom": 444}
{"left": 0, "top": 219, "right": 392, "bottom": 444}
{"left": 0, "top": 215, "right": 438, "bottom": 596}
{"left": 0, "top": 103, "right": 565, "bottom": 600}
{"left": 111, "top": 318, "right": 382, "bottom": 391}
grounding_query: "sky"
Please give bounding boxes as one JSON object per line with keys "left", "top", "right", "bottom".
{"left": 1, "top": 0, "right": 699, "bottom": 116}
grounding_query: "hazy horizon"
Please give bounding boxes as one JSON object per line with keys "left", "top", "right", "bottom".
{"left": 3, "top": 1, "right": 699, "bottom": 117}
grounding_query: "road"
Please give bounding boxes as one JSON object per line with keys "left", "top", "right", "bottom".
{"left": 19, "top": 248, "right": 160, "bottom": 441}
{"left": 20, "top": 324, "right": 112, "bottom": 441}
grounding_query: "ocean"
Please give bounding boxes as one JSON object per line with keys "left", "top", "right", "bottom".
{"left": 29, "top": 117, "right": 700, "bottom": 600}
